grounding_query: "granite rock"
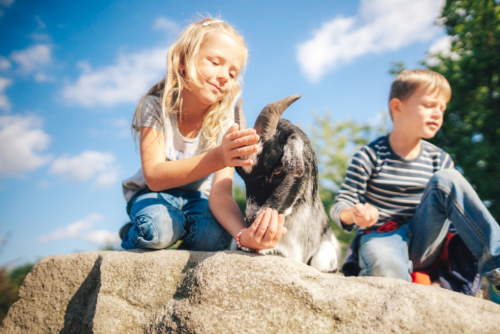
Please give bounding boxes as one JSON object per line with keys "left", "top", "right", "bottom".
{"left": 1, "top": 250, "right": 499, "bottom": 334}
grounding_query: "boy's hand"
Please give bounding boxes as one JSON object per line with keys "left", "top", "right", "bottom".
{"left": 239, "top": 208, "right": 287, "bottom": 250}
{"left": 217, "top": 123, "right": 260, "bottom": 167}
{"left": 352, "top": 203, "right": 379, "bottom": 228}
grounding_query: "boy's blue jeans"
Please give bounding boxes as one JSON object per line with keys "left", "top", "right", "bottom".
{"left": 358, "top": 169, "right": 500, "bottom": 286}
{"left": 121, "top": 189, "right": 232, "bottom": 251}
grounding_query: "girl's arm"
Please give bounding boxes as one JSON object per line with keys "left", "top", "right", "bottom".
{"left": 209, "top": 167, "right": 287, "bottom": 250}
{"left": 140, "top": 124, "right": 259, "bottom": 191}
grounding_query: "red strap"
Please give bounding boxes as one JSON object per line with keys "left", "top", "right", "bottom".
{"left": 364, "top": 221, "right": 399, "bottom": 234}
{"left": 376, "top": 221, "right": 399, "bottom": 233}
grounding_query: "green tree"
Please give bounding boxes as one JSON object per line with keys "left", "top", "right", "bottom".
{"left": 0, "top": 227, "right": 36, "bottom": 322}
{"left": 310, "top": 112, "right": 388, "bottom": 254}
{"left": 0, "top": 268, "right": 18, "bottom": 322}
{"left": 0, "top": 263, "right": 35, "bottom": 322}
{"left": 8, "top": 263, "right": 34, "bottom": 289}
{"left": 233, "top": 183, "right": 247, "bottom": 216}
{"left": 427, "top": 0, "right": 500, "bottom": 220}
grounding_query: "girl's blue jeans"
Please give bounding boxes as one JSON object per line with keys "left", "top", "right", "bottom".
{"left": 358, "top": 169, "right": 500, "bottom": 286}
{"left": 121, "top": 189, "right": 232, "bottom": 251}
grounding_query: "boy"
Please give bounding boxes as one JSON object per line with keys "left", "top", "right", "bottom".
{"left": 330, "top": 69, "right": 500, "bottom": 303}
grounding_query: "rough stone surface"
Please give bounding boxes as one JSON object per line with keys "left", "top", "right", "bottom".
{"left": 1, "top": 250, "right": 500, "bottom": 334}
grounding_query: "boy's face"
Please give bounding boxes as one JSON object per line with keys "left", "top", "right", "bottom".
{"left": 392, "top": 85, "right": 447, "bottom": 140}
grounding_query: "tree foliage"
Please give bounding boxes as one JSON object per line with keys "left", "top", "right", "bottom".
{"left": 0, "top": 227, "right": 35, "bottom": 322}
{"left": 427, "top": 0, "right": 500, "bottom": 219}
{"left": 0, "top": 263, "right": 35, "bottom": 322}
{"left": 233, "top": 183, "right": 247, "bottom": 215}
{"left": 310, "top": 113, "right": 388, "bottom": 253}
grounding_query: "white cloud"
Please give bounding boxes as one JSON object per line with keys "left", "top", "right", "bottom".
{"left": 87, "top": 117, "right": 131, "bottom": 139}
{"left": 62, "top": 46, "right": 167, "bottom": 107}
{"left": 297, "top": 0, "right": 445, "bottom": 82}
{"left": 29, "top": 33, "right": 52, "bottom": 43}
{"left": 39, "top": 213, "right": 101, "bottom": 242}
{"left": 0, "top": 0, "right": 15, "bottom": 7}
{"left": 0, "top": 56, "right": 11, "bottom": 71}
{"left": 39, "top": 213, "right": 120, "bottom": 245}
{"left": 10, "top": 44, "right": 52, "bottom": 74}
{"left": 108, "top": 117, "right": 128, "bottom": 128}
{"left": 428, "top": 35, "right": 452, "bottom": 55}
{"left": 109, "top": 117, "right": 130, "bottom": 137}
{"left": 0, "top": 114, "right": 51, "bottom": 177}
{"left": 85, "top": 229, "right": 121, "bottom": 245}
{"left": 35, "top": 16, "right": 46, "bottom": 29}
{"left": 153, "top": 17, "right": 178, "bottom": 33}
{"left": 49, "top": 150, "right": 119, "bottom": 187}
{"left": 34, "top": 72, "right": 55, "bottom": 82}
{"left": 0, "top": 76, "right": 12, "bottom": 110}
{"left": 425, "top": 35, "right": 460, "bottom": 66}
{"left": 62, "top": 18, "right": 175, "bottom": 108}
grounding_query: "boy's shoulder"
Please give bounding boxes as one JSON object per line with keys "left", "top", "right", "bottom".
{"left": 366, "top": 135, "right": 389, "bottom": 150}
{"left": 360, "top": 135, "right": 390, "bottom": 158}
{"left": 420, "top": 139, "right": 447, "bottom": 154}
{"left": 362, "top": 135, "right": 449, "bottom": 156}
{"left": 420, "top": 139, "right": 454, "bottom": 167}
{"left": 421, "top": 139, "right": 449, "bottom": 157}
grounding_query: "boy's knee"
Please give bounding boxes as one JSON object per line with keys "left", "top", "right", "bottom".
{"left": 430, "top": 169, "right": 467, "bottom": 189}
{"left": 368, "top": 256, "right": 412, "bottom": 280}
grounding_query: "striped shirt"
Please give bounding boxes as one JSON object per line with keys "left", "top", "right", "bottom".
{"left": 330, "top": 135, "right": 454, "bottom": 231}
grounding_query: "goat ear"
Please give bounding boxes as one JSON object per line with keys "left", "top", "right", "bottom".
{"left": 282, "top": 135, "right": 305, "bottom": 177}
{"left": 234, "top": 98, "right": 248, "bottom": 130}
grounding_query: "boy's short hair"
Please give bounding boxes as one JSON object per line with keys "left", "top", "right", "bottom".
{"left": 388, "top": 69, "right": 452, "bottom": 120}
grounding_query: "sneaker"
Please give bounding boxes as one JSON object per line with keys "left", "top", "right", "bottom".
{"left": 119, "top": 222, "right": 133, "bottom": 240}
{"left": 490, "top": 285, "right": 500, "bottom": 305}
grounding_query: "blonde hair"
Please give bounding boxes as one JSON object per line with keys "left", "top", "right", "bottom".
{"left": 132, "top": 17, "right": 248, "bottom": 149}
{"left": 389, "top": 69, "right": 451, "bottom": 120}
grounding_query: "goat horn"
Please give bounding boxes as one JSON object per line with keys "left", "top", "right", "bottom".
{"left": 234, "top": 98, "right": 248, "bottom": 130}
{"left": 254, "top": 94, "right": 301, "bottom": 140}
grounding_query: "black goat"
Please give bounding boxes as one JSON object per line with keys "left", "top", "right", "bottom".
{"left": 233, "top": 95, "right": 340, "bottom": 272}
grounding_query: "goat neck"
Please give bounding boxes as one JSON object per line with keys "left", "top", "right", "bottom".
{"left": 253, "top": 95, "right": 301, "bottom": 140}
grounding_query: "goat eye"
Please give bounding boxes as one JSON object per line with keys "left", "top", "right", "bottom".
{"left": 273, "top": 167, "right": 283, "bottom": 175}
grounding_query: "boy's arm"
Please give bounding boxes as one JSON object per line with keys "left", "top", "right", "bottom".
{"left": 338, "top": 203, "right": 379, "bottom": 228}
{"left": 330, "top": 146, "right": 376, "bottom": 231}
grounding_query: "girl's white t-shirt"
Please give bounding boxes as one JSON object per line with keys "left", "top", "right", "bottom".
{"left": 122, "top": 95, "right": 232, "bottom": 202}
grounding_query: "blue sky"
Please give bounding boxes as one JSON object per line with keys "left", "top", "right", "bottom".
{"left": 0, "top": 0, "right": 451, "bottom": 266}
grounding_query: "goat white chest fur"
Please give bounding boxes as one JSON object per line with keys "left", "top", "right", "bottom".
{"left": 232, "top": 95, "right": 341, "bottom": 273}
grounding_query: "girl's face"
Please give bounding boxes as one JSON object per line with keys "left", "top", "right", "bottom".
{"left": 184, "top": 33, "right": 246, "bottom": 109}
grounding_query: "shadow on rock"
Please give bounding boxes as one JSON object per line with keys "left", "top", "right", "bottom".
{"left": 60, "top": 255, "right": 102, "bottom": 334}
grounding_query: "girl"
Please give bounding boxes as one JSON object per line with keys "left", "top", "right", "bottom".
{"left": 120, "top": 18, "right": 286, "bottom": 252}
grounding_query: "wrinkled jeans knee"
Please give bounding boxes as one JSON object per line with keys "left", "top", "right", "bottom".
{"left": 358, "top": 225, "right": 412, "bottom": 281}
{"left": 122, "top": 204, "right": 184, "bottom": 250}
{"left": 428, "top": 169, "right": 467, "bottom": 190}
{"left": 121, "top": 189, "right": 231, "bottom": 251}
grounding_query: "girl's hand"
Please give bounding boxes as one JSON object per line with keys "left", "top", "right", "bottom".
{"left": 239, "top": 208, "right": 287, "bottom": 251}
{"left": 217, "top": 123, "right": 260, "bottom": 167}
{"left": 352, "top": 203, "right": 379, "bottom": 228}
